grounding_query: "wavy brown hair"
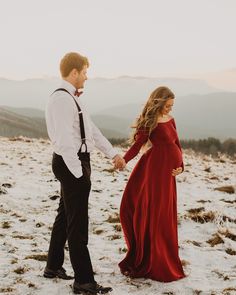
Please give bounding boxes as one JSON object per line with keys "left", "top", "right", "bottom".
{"left": 131, "top": 86, "right": 175, "bottom": 143}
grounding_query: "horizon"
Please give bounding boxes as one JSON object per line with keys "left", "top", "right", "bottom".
{"left": 0, "top": 71, "right": 235, "bottom": 93}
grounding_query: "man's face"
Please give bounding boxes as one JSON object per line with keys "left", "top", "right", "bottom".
{"left": 75, "top": 65, "right": 88, "bottom": 89}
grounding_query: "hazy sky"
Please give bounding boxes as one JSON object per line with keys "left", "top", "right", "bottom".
{"left": 0, "top": 0, "right": 235, "bottom": 79}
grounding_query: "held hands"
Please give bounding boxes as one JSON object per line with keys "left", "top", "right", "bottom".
{"left": 172, "top": 167, "right": 183, "bottom": 177}
{"left": 113, "top": 154, "right": 126, "bottom": 171}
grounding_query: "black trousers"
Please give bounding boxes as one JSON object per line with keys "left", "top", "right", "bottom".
{"left": 46, "top": 152, "right": 95, "bottom": 284}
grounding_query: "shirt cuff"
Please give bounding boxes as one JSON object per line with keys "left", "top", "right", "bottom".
{"left": 106, "top": 147, "right": 119, "bottom": 159}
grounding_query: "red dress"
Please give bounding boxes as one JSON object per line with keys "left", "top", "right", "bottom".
{"left": 119, "top": 118, "right": 185, "bottom": 282}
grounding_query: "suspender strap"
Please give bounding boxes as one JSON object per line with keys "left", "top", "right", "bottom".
{"left": 52, "top": 88, "right": 88, "bottom": 153}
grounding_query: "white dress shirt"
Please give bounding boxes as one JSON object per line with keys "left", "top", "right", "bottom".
{"left": 45, "top": 80, "right": 118, "bottom": 178}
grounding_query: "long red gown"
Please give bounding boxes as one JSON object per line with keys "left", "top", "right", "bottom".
{"left": 119, "top": 118, "right": 185, "bottom": 282}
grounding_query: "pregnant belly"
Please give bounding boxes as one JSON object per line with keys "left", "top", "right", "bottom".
{"left": 150, "top": 144, "right": 183, "bottom": 169}
{"left": 169, "top": 145, "right": 183, "bottom": 168}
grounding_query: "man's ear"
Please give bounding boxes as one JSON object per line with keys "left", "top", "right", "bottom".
{"left": 71, "top": 68, "right": 79, "bottom": 77}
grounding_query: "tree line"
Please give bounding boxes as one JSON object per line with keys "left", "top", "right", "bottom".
{"left": 109, "top": 137, "right": 236, "bottom": 158}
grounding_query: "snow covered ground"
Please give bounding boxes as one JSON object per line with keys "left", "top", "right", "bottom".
{"left": 0, "top": 136, "right": 236, "bottom": 295}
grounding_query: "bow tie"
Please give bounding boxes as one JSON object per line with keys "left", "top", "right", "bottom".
{"left": 74, "top": 90, "right": 83, "bottom": 97}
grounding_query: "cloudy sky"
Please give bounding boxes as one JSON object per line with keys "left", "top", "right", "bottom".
{"left": 0, "top": 0, "right": 235, "bottom": 80}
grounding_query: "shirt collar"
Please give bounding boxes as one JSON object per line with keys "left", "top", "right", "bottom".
{"left": 60, "top": 80, "right": 76, "bottom": 96}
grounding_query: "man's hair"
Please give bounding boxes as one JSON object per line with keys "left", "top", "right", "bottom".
{"left": 60, "top": 52, "right": 89, "bottom": 77}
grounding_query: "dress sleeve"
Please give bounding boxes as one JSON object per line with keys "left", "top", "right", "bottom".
{"left": 172, "top": 119, "right": 184, "bottom": 171}
{"left": 124, "top": 129, "right": 149, "bottom": 163}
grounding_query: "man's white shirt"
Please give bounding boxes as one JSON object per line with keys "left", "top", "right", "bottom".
{"left": 45, "top": 80, "right": 117, "bottom": 178}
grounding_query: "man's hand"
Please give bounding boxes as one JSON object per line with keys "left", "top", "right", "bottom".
{"left": 113, "top": 154, "right": 126, "bottom": 171}
{"left": 172, "top": 167, "right": 183, "bottom": 176}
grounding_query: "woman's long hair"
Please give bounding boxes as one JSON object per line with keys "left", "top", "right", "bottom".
{"left": 131, "top": 86, "right": 175, "bottom": 144}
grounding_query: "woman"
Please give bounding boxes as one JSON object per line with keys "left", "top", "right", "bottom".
{"left": 118, "top": 86, "right": 185, "bottom": 282}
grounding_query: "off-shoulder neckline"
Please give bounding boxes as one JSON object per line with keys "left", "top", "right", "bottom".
{"left": 157, "top": 117, "right": 174, "bottom": 124}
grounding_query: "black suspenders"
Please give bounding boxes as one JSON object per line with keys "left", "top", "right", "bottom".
{"left": 52, "top": 88, "right": 88, "bottom": 154}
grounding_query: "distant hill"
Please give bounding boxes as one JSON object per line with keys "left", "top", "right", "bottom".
{"left": 1, "top": 91, "right": 236, "bottom": 140}
{"left": 92, "top": 115, "right": 130, "bottom": 137}
{"left": 0, "top": 107, "right": 47, "bottom": 138}
{"left": 0, "top": 76, "right": 221, "bottom": 114}
{"left": 0, "top": 107, "right": 127, "bottom": 139}
{"left": 2, "top": 106, "right": 45, "bottom": 118}
{"left": 95, "top": 92, "right": 236, "bottom": 140}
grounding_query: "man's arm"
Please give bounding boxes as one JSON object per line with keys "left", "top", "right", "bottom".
{"left": 90, "top": 120, "right": 125, "bottom": 169}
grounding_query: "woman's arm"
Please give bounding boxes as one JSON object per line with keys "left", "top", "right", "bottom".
{"left": 172, "top": 119, "right": 184, "bottom": 171}
{"left": 124, "top": 129, "right": 149, "bottom": 163}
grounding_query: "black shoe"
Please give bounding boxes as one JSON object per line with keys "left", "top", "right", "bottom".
{"left": 73, "top": 281, "right": 112, "bottom": 294}
{"left": 43, "top": 266, "right": 74, "bottom": 280}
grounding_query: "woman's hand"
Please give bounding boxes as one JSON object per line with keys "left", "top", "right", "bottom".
{"left": 113, "top": 154, "right": 126, "bottom": 171}
{"left": 172, "top": 167, "right": 183, "bottom": 176}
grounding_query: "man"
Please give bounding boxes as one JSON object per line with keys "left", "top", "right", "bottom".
{"left": 44, "top": 52, "right": 125, "bottom": 294}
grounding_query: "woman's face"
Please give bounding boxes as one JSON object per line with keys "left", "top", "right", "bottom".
{"left": 161, "top": 98, "right": 174, "bottom": 115}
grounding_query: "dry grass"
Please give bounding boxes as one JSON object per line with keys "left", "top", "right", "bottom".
{"left": 113, "top": 224, "right": 122, "bottom": 232}
{"left": 2, "top": 183, "right": 13, "bottom": 188}
{"left": 119, "top": 247, "right": 127, "bottom": 253}
{"left": 9, "top": 137, "right": 32, "bottom": 142}
{"left": 219, "top": 229, "right": 236, "bottom": 241}
{"left": 12, "top": 235, "right": 33, "bottom": 240}
{"left": 207, "top": 234, "right": 224, "bottom": 247}
{"left": 185, "top": 240, "right": 201, "bottom": 247}
{"left": 106, "top": 213, "right": 120, "bottom": 223}
{"left": 49, "top": 195, "right": 60, "bottom": 200}
{"left": 109, "top": 234, "right": 121, "bottom": 240}
{"left": 92, "top": 189, "right": 103, "bottom": 193}
{"left": 222, "top": 215, "right": 236, "bottom": 224}
{"left": 187, "top": 207, "right": 205, "bottom": 214}
{"left": 181, "top": 259, "right": 190, "bottom": 267}
{"left": 223, "top": 288, "right": 236, "bottom": 294}
{"left": 102, "top": 168, "right": 116, "bottom": 173}
{"left": 25, "top": 254, "right": 47, "bottom": 262}
{"left": 0, "top": 288, "right": 15, "bottom": 293}
{"left": 225, "top": 248, "right": 236, "bottom": 255}
{"left": 224, "top": 231, "right": 236, "bottom": 241}
{"left": 197, "top": 200, "right": 211, "bottom": 203}
{"left": 209, "top": 176, "right": 220, "bottom": 180}
{"left": 214, "top": 185, "right": 235, "bottom": 194}
{"left": 0, "top": 208, "right": 10, "bottom": 214}
{"left": 220, "top": 198, "right": 236, "bottom": 204}
{"left": 28, "top": 283, "right": 36, "bottom": 288}
{"left": 212, "top": 270, "right": 229, "bottom": 281}
{"left": 93, "top": 229, "right": 104, "bottom": 235}
{"left": 11, "top": 258, "right": 18, "bottom": 264}
{"left": 14, "top": 266, "right": 28, "bottom": 274}
{"left": 186, "top": 210, "right": 216, "bottom": 224}
{"left": 0, "top": 187, "right": 7, "bottom": 195}
{"left": 2, "top": 221, "right": 11, "bottom": 229}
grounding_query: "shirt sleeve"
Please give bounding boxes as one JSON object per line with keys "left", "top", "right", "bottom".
{"left": 90, "top": 120, "right": 118, "bottom": 159}
{"left": 172, "top": 119, "right": 184, "bottom": 171}
{"left": 51, "top": 96, "right": 83, "bottom": 178}
{"left": 124, "top": 129, "right": 149, "bottom": 163}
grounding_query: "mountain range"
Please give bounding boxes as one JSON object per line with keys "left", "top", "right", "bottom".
{"left": 0, "top": 77, "right": 235, "bottom": 140}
